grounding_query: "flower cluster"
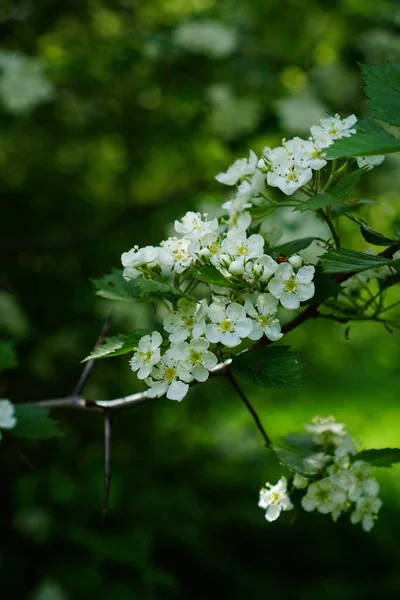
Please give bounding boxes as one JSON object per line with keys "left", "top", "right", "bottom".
{"left": 122, "top": 206, "right": 316, "bottom": 399}
{"left": 259, "top": 416, "right": 382, "bottom": 532}
{"left": 0, "top": 399, "right": 17, "bottom": 440}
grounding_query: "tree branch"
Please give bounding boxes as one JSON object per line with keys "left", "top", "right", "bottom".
{"left": 21, "top": 244, "right": 399, "bottom": 414}
{"left": 225, "top": 367, "right": 272, "bottom": 447}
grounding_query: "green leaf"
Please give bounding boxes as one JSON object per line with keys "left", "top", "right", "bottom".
{"left": 192, "top": 265, "right": 240, "bottom": 288}
{"left": 273, "top": 446, "right": 328, "bottom": 477}
{"left": 294, "top": 193, "right": 337, "bottom": 212}
{"left": 93, "top": 269, "right": 192, "bottom": 304}
{"left": 92, "top": 269, "right": 141, "bottom": 302}
{"left": 321, "top": 249, "right": 400, "bottom": 274}
{"left": 356, "top": 116, "right": 395, "bottom": 138}
{"left": 134, "top": 278, "right": 193, "bottom": 302}
{"left": 381, "top": 272, "right": 400, "bottom": 291}
{"left": 331, "top": 199, "right": 379, "bottom": 215}
{"left": 0, "top": 340, "right": 18, "bottom": 372}
{"left": 328, "top": 169, "right": 365, "bottom": 201}
{"left": 248, "top": 204, "right": 274, "bottom": 220}
{"left": 269, "top": 237, "right": 318, "bottom": 258}
{"left": 361, "top": 61, "right": 400, "bottom": 126}
{"left": 355, "top": 448, "right": 400, "bottom": 467}
{"left": 13, "top": 405, "right": 61, "bottom": 440}
{"left": 346, "top": 215, "right": 399, "bottom": 246}
{"left": 303, "top": 267, "right": 341, "bottom": 305}
{"left": 82, "top": 330, "right": 154, "bottom": 362}
{"left": 281, "top": 433, "right": 318, "bottom": 453}
{"left": 325, "top": 133, "right": 400, "bottom": 159}
{"left": 231, "top": 346, "right": 304, "bottom": 388}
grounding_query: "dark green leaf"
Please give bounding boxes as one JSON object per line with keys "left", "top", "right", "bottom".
{"left": 192, "top": 265, "right": 240, "bottom": 288}
{"left": 13, "top": 405, "right": 61, "bottom": 439}
{"left": 328, "top": 169, "right": 365, "bottom": 201}
{"left": 248, "top": 204, "right": 274, "bottom": 220}
{"left": 325, "top": 133, "right": 400, "bottom": 159}
{"left": 82, "top": 330, "right": 154, "bottom": 362}
{"left": 331, "top": 199, "right": 379, "bottom": 215}
{"left": 0, "top": 340, "right": 18, "bottom": 372}
{"left": 270, "top": 237, "right": 318, "bottom": 258}
{"left": 134, "top": 278, "right": 193, "bottom": 302}
{"left": 93, "top": 269, "right": 192, "bottom": 304}
{"left": 346, "top": 215, "right": 399, "bottom": 246}
{"left": 281, "top": 433, "right": 318, "bottom": 453}
{"left": 92, "top": 269, "right": 141, "bottom": 302}
{"left": 303, "top": 267, "right": 341, "bottom": 305}
{"left": 273, "top": 446, "right": 328, "bottom": 476}
{"left": 360, "top": 62, "right": 400, "bottom": 126}
{"left": 321, "top": 249, "right": 400, "bottom": 274}
{"left": 355, "top": 448, "right": 400, "bottom": 467}
{"left": 381, "top": 272, "right": 400, "bottom": 291}
{"left": 356, "top": 116, "right": 395, "bottom": 138}
{"left": 294, "top": 193, "right": 337, "bottom": 212}
{"left": 231, "top": 346, "right": 304, "bottom": 388}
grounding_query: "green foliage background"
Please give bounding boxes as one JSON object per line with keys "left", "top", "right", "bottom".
{"left": 1, "top": 0, "right": 400, "bottom": 598}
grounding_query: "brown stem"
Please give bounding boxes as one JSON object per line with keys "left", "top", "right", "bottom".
{"left": 225, "top": 368, "right": 272, "bottom": 447}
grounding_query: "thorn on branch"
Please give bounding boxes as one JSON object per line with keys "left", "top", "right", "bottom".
{"left": 103, "top": 409, "right": 112, "bottom": 524}
{"left": 345, "top": 326, "right": 350, "bottom": 340}
{"left": 74, "top": 315, "right": 112, "bottom": 396}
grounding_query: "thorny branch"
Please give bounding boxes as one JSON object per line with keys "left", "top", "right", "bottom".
{"left": 25, "top": 244, "right": 399, "bottom": 415}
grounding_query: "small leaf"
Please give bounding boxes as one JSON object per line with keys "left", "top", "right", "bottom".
{"left": 281, "top": 433, "right": 318, "bottom": 453}
{"left": 192, "top": 265, "right": 240, "bottom": 288}
{"left": 269, "top": 237, "right": 318, "bottom": 258}
{"left": 328, "top": 169, "right": 365, "bottom": 201}
{"left": 92, "top": 269, "right": 141, "bottom": 302}
{"left": 82, "top": 330, "right": 154, "bottom": 362}
{"left": 273, "top": 446, "right": 328, "bottom": 477}
{"left": 13, "top": 405, "right": 61, "bottom": 439}
{"left": 346, "top": 215, "right": 399, "bottom": 246}
{"left": 321, "top": 249, "right": 400, "bottom": 274}
{"left": 231, "top": 346, "right": 304, "bottom": 388}
{"left": 331, "top": 199, "right": 379, "bottom": 215}
{"left": 0, "top": 340, "right": 18, "bottom": 372}
{"left": 355, "top": 448, "right": 400, "bottom": 467}
{"left": 294, "top": 193, "right": 337, "bottom": 212}
{"left": 248, "top": 204, "right": 274, "bottom": 220}
{"left": 360, "top": 61, "right": 400, "bottom": 126}
{"left": 325, "top": 133, "right": 400, "bottom": 159}
{"left": 134, "top": 278, "right": 193, "bottom": 302}
{"left": 303, "top": 267, "right": 341, "bottom": 305}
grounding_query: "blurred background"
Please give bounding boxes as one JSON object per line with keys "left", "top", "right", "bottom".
{"left": 1, "top": 0, "right": 400, "bottom": 598}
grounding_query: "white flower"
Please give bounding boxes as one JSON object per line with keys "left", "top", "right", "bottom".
{"left": 174, "top": 211, "right": 219, "bottom": 241}
{"left": 130, "top": 331, "right": 163, "bottom": 380}
{"left": 304, "top": 415, "right": 346, "bottom": 436}
{"left": 288, "top": 254, "right": 303, "bottom": 269}
{"left": 301, "top": 478, "right": 347, "bottom": 514}
{"left": 310, "top": 114, "right": 357, "bottom": 149}
{"left": 267, "top": 154, "right": 313, "bottom": 196}
{"left": 121, "top": 245, "right": 160, "bottom": 279}
{"left": 206, "top": 301, "right": 253, "bottom": 347}
{"left": 244, "top": 293, "right": 283, "bottom": 341}
{"left": 268, "top": 263, "right": 315, "bottom": 309}
{"left": 215, "top": 151, "right": 258, "bottom": 185}
{"left": 356, "top": 155, "right": 385, "bottom": 170}
{"left": 350, "top": 496, "right": 382, "bottom": 532}
{"left": 159, "top": 237, "right": 194, "bottom": 274}
{"left": 258, "top": 476, "right": 293, "bottom": 522}
{"left": 163, "top": 299, "right": 208, "bottom": 343}
{"left": 145, "top": 348, "right": 194, "bottom": 401}
{"left": 347, "top": 461, "right": 380, "bottom": 501}
{"left": 284, "top": 137, "right": 327, "bottom": 171}
{"left": 243, "top": 254, "right": 279, "bottom": 284}
{"left": 171, "top": 337, "right": 218, "bottom": 382}
{"left": 0, "top": 399, "right": 17, "bottom": 440}
{"left": 221, "top": 230, "right": 265, "bottom": 261}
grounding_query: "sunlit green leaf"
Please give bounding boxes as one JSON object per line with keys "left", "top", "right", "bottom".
{"left": 321, "top": 249, "right": 400, "bottom": 274}
{"left": 325, "top": 133, "right": 400, "bottom": 159}
{"left": 360, "top": 62, "right": 400, "bottom": 126}
{"left": 82, "top": 330, "right": 154, "bottom": 362}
